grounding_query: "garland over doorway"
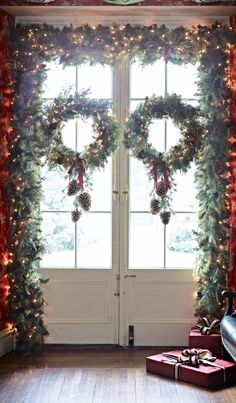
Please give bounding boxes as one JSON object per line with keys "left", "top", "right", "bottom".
{"left": 7, "top": 22, "right": 235, "bottom": 354}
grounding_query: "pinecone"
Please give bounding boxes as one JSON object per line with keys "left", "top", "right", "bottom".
{"left": 71, "top": 209, "right": 82, "bottom": 223}
{"left": 67, "top": 180, "right": 80, "bottom": 196}
{"left": 78, "top": 192, "right": 91, "bottom": 211}
{"left": 150, "top": 198, "right": 161, "bottom": 215}
{"left": 160, "top": 211, "right": 171, "bottom": 225}
{"left": 156, "top": 181, "right": 167, "bottom": 197}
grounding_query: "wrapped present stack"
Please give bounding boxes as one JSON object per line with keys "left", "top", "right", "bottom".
{"left": 146, "top": 348, "right": 236, "bottom": 389}
{"left": 189, "top": 316, "right": 222, "bottom": 358}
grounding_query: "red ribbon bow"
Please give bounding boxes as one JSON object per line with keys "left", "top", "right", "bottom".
{"left": 150, "top": 162, "right": 170, "bottom": 192}
{"left": 68, "top": 154, "right": 86, "bottom": 190}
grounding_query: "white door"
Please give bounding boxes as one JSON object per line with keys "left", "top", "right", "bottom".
{"left": 41, "top": 60, "right": 197, "bottom": 345}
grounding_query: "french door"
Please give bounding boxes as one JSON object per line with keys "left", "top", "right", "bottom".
{"left": 41, "top": 60, "right": 197, "bottom": 345}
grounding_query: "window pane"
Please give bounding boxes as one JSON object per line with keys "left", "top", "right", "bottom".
{"left": 172, "top": 166, "right": 198, "bottom": 211}
{"left": 167, "top": 63, "right": 198, "bottom": 99}
{"left": 62, "top": 120, "right": 76, "bottom": 150}
{"left": 130, "top": 158, "right": 152, "bottom": 211}
{"left": 77, "top": 65, "right": 112, "bottom": 99}
{"left": 129, "top": 213, "right": 164, "bottom": 268}
{"left": 41, "top": 212, "right": 75, "bottom": 268}
{"left": 166, "top": 119, "right": 180, "bottom": 150}
{"left": 166, "top": 213, "right": 197, "bottom": 268}
{"left": 43, "top": 62, "right": 76, "bottom": 98}
{"left": 41, "top": 166, "right": 74, "bottom": 211}
{"left": 77, "top": 118, "right": 94, "bottom": 152}
{"left": 90, "top": 158, "right": 112, "bottom": 212}
{"left": 131, "top": 60, "right": 165, "bottom": 98}
{"left": 77, "top": 213, "right": 111, "bottom": 268}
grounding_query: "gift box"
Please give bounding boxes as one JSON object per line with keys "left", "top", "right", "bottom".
{"left": 146, "top": 350, "right": 236, "bottom": 389}
{"left": 189, "top": 329, "right": 222, "bottom": 358}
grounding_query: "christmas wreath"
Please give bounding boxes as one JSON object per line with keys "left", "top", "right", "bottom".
{"left": 124, "top": 94, "right": 205, "bottom": 224}
{"left": 41, "top": 91, "right": 120, "bottom": 221}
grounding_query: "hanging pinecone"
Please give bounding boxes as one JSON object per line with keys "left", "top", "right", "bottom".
{"left": 78, "top": 192, "right": 91, "bottom": 211}
{"left": 156, "top": 181, "right": 167, "bottom": 197}
{"left": 67, "top": 180, "right": 80, "bottom": 196}
{"left": 160, "top": 211, "right": 171, "bottom": 225}
{"left": 150, "top": 198, "right": 161, "bottom": 215}
{"left": 71, "top": 209, "right": 82, "bottom": 223}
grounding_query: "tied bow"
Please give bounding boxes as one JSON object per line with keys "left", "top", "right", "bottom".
{"left": 163, "top": 348, "right": 216, "bottom": 368}
{"left": 68, "top": 154, "right": 86, "bottom": 190}
{"left": 150, "top": 162, "right": 170, "bottom": 192}
{"left": 193, "top": 316, "right": 220, "bottom": 335}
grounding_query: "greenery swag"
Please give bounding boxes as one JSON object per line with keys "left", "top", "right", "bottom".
{"left": 7, "top": 22, "right": 235, "bottom": 354}
{"left": 124, "top": 94, "right": 204, "bottom": 222}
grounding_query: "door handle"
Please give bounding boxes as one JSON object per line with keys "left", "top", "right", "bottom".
{"left": 124, "top": 274, "right": 136, "bottom": 278}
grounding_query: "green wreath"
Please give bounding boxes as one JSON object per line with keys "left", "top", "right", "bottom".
{"left": 41, "top": 91, "right": 120, "bottom": 221}
{"left": 124, "top": 94, "right": 205, "bottom": 224}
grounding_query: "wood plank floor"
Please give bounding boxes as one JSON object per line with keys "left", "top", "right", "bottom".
{"left": 0, "top": 346, "right": 236, "bottom": 403}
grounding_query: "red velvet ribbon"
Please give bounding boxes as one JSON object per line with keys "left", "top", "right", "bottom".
{"left": 150, "top": 164, "right": 158, "bottom": 191}
{"left": 68, "top": 154, "right": 86, "bottom": 190}
{"left": 150, "top": 163, "right": 170, "bottom": 192}
{"left": 162, "top": 166, "right": 170, "bottom": 190}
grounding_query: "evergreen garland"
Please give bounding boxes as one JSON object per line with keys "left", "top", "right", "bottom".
{"left": 7, "top": 22, "right": 235, "bottom": 354}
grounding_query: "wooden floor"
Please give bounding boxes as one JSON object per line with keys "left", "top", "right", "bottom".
{"left": 0, "top": 346, "right": 236, "bottom": 403}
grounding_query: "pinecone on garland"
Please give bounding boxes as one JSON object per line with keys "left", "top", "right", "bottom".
{"left": 156, "top": 181, "right": 167, "bottom": 197}
{"left": 150, "top": 198, "right": 161, "bottom": 215}
{"left": 78, "top": 192, "right": 91, "bottom": 211}
{"left": 67, "top": 180, "right": 80, "bottom": 196}
{"left": 160, "top": 211, "right": 171, "bottom": 225}
{"left": 71, "top": 209, "right": 82, "bottom": 223}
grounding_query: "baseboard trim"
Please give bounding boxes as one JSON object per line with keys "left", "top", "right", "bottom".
{"left": 0, "top": 328, "right": 14, "bottom": 357}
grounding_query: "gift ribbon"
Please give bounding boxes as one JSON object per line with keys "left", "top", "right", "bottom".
{"left": 193, "top": 316, "right": 221, "bottom": 335}
{"left": 162, "top": 349, "right": 226, "bottom": 384}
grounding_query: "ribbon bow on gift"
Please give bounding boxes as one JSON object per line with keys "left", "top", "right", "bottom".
{"left": 193, "top": 316, "right": 220, "bottom": 335}
{"left": 162, "top": 349, "right": 226, "bottom": 383}
{"left": 163, "top": 348, "right": 216, "bottom": 368}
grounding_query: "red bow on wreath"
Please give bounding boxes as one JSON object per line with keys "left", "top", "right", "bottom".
{"left": 68, "top": 154, "right": 86, "bottom": 189}
{"left": 150, "top": 162, "right": 170, "bottom": 192}
{"left": 193, "top": 316, "right": 220, "bottom": 335}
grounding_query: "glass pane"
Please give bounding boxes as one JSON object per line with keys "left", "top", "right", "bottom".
{"left": 41, "top": 212, "right": 75, "bottom": 268}
{"left": 166, "top": 119, "right": 180, "bottom": 150}
{"left": 172, "top": 165, "right": 198, "bottom": 211}
{"left": 130, "top": 158, "right": 152, "bottom": 211}
{"left": 90, "top": 158, "right": 112, "bottom": 211}
{"left": 77, "top": 213, "right": 111, "bottom": 268}
{"left": 43, "top": 62, "right": 76, "bottom": 98}
{"left": 167, "top": 63, "right": 198, "bottom": 99}
{"left": 166, "top": 213, "right": 197, "bottom": 268}
{"left": 77, "top": 118, "right": 93, "bottom": 153}
{"left": 41, "top": 166, "right": 74, "bottom": 211}
{"left": 77, "top": 65, "right": 112, "bottom": 99}
{"left": 131, "top": 60, "right": 165, "bottom": 98}
{"left": 62, "top": 120, "right": 76, "bottom": 150}
{"left": 129, "top": 213, "right": 164, "bottom": 268}
{"left": 149, "top": 119, "right": 165, "bottom": 152}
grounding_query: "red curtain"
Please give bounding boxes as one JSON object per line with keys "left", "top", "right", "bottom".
{"left": 229, "top": 16, "right": 236, "bottom": 309}
{"left": 0, "top": 11, "right": 13, "bottom": 331}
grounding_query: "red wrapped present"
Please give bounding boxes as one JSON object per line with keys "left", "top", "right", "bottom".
{"left": 189, "top": 330, "right": 222, "bottom": 358}
{"left": 189, "top": 317, "right": 222, "bottom": 357}
{"left": 146, "top": 349, "right": 236, "bottom": 389}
